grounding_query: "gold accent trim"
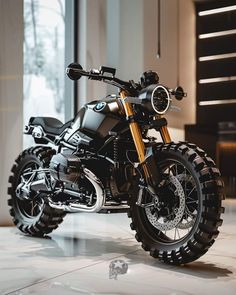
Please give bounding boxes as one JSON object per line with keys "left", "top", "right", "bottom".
{"left": 120, "top": 90, "right": 149, "bottom": 178}
{"left": 160, "top": 125, "right": 171, "bottom": 143}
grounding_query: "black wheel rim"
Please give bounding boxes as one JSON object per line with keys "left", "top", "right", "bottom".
{"left": 15, "top": 161, "right": 44, "bottom": 220}
{"left": 141, "top": 158, "right": 201, "bottom": 244}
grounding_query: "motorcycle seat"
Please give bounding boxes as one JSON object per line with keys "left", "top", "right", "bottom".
{"left": 29, "top": 117, "right": 72, "bottom": 135}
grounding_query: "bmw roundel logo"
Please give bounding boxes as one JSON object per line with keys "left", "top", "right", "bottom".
{"left": 95, "top": 101, "right": 106, "bottom": 111}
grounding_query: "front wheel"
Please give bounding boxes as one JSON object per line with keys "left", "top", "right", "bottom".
{"left": 128, "top": 142, "right": 224, "bottom": 265}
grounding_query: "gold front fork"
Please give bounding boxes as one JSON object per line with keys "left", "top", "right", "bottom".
{"left": 159, "top": 125, "right": 171, "bottom": 143}
{"left": 120, "top": 90, "right": 172, "bottom": 181}
{"left": 120, "top": 91, "right": 149, "bottom": 179}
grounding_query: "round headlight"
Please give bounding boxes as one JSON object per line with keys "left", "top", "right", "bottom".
{"left": 151, "top": 85, "right": 171, "bottom": 115}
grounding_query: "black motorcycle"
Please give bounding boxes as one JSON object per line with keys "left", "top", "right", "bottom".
{"left": 8, "top": 64, "right": 224, "bottom": 265}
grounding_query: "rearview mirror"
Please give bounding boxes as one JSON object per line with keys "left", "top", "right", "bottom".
{"left": 66, "top": 63, "right": 83, "bottom": 81}
{"left": 174, "top": 86, "right": 186, "bottom": 100}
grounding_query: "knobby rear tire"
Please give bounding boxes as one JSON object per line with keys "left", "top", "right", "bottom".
{"left": 8, "top": 146, "right": 66, "bottom": 237}
{"left": 128, "top": 142, "right": 224, "bottom": 265}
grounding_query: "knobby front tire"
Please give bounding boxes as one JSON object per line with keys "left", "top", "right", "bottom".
{"left": 128, "top": 142, "right": 224, "bottom": 265}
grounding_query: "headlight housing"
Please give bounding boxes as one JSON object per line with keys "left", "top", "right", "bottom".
{"left": 138, "top": 84, "right": 171, "bottom": 115}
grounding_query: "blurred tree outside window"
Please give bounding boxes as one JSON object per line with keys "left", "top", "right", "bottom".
{"left": 24, "top": 0, "right": 65, "bottom": 147}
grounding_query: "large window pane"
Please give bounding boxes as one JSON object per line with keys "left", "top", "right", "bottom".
{"left": 23, "top": 0, "right": 66, "bottom": 147}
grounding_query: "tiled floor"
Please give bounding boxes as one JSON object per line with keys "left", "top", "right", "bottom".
{"left": 0, "top": 199, "right": 236, "bottom": 295}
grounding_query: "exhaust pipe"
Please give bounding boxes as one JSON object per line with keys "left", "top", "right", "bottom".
{"left": 49, "top": 168, "right": 105, "bottom": 213}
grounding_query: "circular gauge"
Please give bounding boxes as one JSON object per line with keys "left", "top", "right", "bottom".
{"left": 151, "top": 85, "right": 171, "bottom": 115}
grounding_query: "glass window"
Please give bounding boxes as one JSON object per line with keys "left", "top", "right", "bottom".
{"left": 23, "top": 0, "right": 67, "bottom": 147}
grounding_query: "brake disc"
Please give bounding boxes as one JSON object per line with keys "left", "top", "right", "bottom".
{"left": 176, "top": 173, "right": 197, "bottom": 230}
{"left": 145, "top": 175, "right": 185, "bottom": 231}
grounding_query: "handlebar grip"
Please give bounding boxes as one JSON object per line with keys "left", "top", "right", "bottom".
{"left": 66, "top": 63, "right": 83, "bottom": 80}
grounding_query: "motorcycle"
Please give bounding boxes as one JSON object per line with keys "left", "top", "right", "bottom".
{"left": 8, "top": 63, "right": 224, "bottom": 265}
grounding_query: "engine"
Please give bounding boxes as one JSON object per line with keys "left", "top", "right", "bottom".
{"left": 50, "top": 153, "right": 81, "bottom": 183}
{"left": 49, "top": 150, "right": 134, "bottom": 204}
{"left": 47, "top": 152, "right": 106, "bottom": 213}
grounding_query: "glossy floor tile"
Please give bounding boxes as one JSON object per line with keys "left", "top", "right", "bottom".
{"left": 0, "top": 199, "right": 236, "bottom": 295}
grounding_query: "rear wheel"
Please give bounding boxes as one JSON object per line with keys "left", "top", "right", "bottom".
{"left": 8, "top": 146, "right": 66, "bottom": 236}
{"left": 128, "top": 142, "right": 224, "bottom": 265}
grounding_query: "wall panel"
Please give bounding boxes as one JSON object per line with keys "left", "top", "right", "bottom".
{"left": 0, "top": 0, "right": 23, "bottom": 225}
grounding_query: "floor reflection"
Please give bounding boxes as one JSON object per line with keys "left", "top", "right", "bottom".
{"left": 1, "top": 199, "right": 236, "bottom": 295}
{"left": 17, "top": 232, "right": 233, "bottom": 280}
{"left": 18, "top": 233, "right": 138, "bottom": 258}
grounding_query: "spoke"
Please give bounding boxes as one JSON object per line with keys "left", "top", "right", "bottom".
{"left": 24, "top": 167, "right": 32, "bottom": 174}
{"left": 32, "top": 163, "right": 38, "bottom": 170}
{"left": 188, "top": 175, "right": 194, "bottom": 183}
{"left": 179, "top": 168, "right": 187, "bottom": 185}
{"left": 22, "top": 167, "right": 39, "bottom": 184}
{"left": 186, "top": 200, "right": 197, "bottom": 204}
{"left": 184, "top": 211, "right": 189, "bottom": 222}
{"left": 145, "top": 158, "right": 199, "bottom": 243}
{"left": 38, "top": 202, "right": 43, "bottom": 212}
{"left": 186, "top": 195, "right": 196, "bottom": 202}
{"left": 21, "top": 175, "right": 27, "bottom": 183}
{"left": 187, "top": 186, "right": 196, "bottom": 198}
{"left": 184, "top": 169, "right": 187, "bottom": 192}
{"left": 174, "top": 227, "right": 177, "bottom": 240}
{"left": 31, "top": 199, "right": 43, "bottom": 216}
{"left": 173, "top": 227, "right": 181, "bottom": 240}
{"left": 176, "top": 227, "right": 181, "bottom": 239}
{"left": 170, "top": 164, "right": 178, "bottom": 176}
{"left": 22, "top": 172, "right": 33, "bottom": 181}
{"left": 175, "top": 164, "right": 178, "bottom": 176}
{"left": 31, "top": 202, "right": 38, "bottom": 216}
{"left": 168, "top": 164, "right": 174, "bottom": 176}
{"left": 167, "top": 166, "right": 171, "bottom": 175}
{"left": 26, "top": 172, "right": 36, "bottom": 184}
{"left": 184, "top": 209, "right": 196, "bottom": 220}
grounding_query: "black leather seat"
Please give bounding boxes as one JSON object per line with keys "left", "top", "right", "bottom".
{"left": 29, "top": 117, "right": 72, "bottom": 135}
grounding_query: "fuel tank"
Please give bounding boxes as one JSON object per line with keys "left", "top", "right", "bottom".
{"left": 63, "top": 97, "right": 125, "bottom": 147}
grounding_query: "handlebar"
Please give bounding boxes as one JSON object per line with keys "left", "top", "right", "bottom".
{"left": 66, "top": 63, "right": 137, "bottom": 94}
{"left": 66, "top": 63, "right": 187, "bottom": 100}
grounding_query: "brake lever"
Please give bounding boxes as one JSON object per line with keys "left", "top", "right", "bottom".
{"left": 90, "top": 69, "right": 100, "bottom": 75}
{"left": 88, "top": 69, "right": 102, "bottom": 80}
